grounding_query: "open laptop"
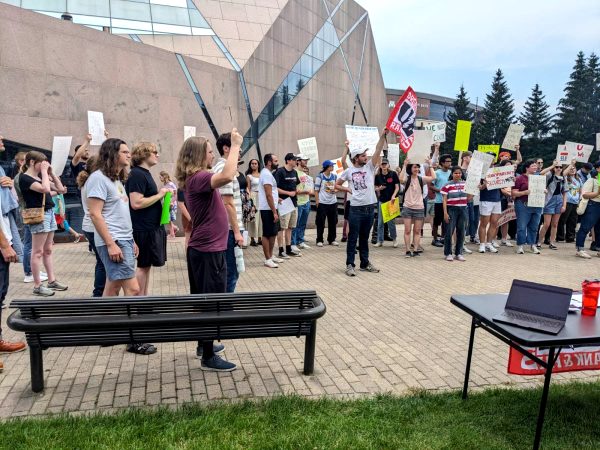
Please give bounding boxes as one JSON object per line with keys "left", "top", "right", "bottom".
{"left": 493, "top": 279, "right": 572, "bottom": 335}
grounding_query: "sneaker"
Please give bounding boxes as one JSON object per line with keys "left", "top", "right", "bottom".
{"left": 278, "top": 252, "right": 291, "bottom": 260}
{"left": 272, "top": 257, "right": 285, "bottom": 263}
{"left": 478, "top": 244, "right": 486, "bottom": 253}
{"left": 485, "top": 243, "right": 498, "bottom": 253}
{"left": 462, "top": 246, "right": 472, "bottom": 254}
{"left": 576, "top": 250, "right": 592, "bottom": 259}
{"left": 393, "top": 239, "right": 398, "bottom": 248}
{"left": 298, "top": 243, "right": 311, "bottom": 249}
{"left": 549, "top": 243, "right": 558, "bottom": 250}
{"left": 264, "top": 259, "right": 279, "bottom": 268}
{"left": 360, "top": 263, "right": 380, "bottom": 273}
{"left": 0, "top": 340, "right": 26, "bottom": 354}
{"left": 24, "top": 273, "right": 48, "bottom": 283}
{"left": 33, "top": 286, "right": 55, "bottom": 297}
{"left": 530, "top": 245, "right": 541, "bottom": 254}
{"left": 196, "top": 343, "right": 225, "bottom": 359}
{"left": 330, "top": 241, "right": 339, "bottom": 246}
{"left": 516, "top": 246, "right": 524, "bottom": 254}
{"left": 286, "top": 250, "right": 302, "bottom": 257}
{"left": 201, "top": 355, "right": 237, "bottom": 372}
{"left": 501, "top": 240, "right": 514, "bottom": 247}
{"left": 341, "top": 237, "right": 347, "bottom": 243}
{"left": 316, "top": 242, "right": 324, "bottom": 247}
{"left": 374, "top": 242, "right": 382, "bottom": 247}
{"left": 412, "top": 251, "right": 421, "bottom": 257}
{"left": 491, "top": 240, "right": 500, "bottom": 248}
{"left": 591, "top": 244, "right": 598, "bottom": 252}
{"left": 41, "top": 271, "right": 48, "bottom": 280}
{"left": 445, "top": 255, "right": 454, "bottom": 262}
{"left": 416, "top": 246, "right": 424, "bottom": 253}
{"left": 345, "top": 265, "right": 356, "bottom": 277}
{"left": 405, "top": 251, "right": 413, "bottom": 258}
{"left": 47, "top": 280, "right": 68, "bottom": 291}
{"left": 431, "top": 239, "right": 443, "bottom": 248}
{"left": 290, "top": 245, "right": 301, "bottom": 253}
{"left": 455, "top": 255, "right": 466, "bottom": 262}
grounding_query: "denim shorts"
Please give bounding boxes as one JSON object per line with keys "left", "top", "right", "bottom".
{"left": 29, "top": 210, "right": 57, "bottom": 234}
{"left": 402, "top": 207, "right": 425, "bottom": 219}
{"left": 543, "top": 194, "right": 563, "bottom": 215}
{"left": 96, "top": 239, "right": 136, "bottom": 282}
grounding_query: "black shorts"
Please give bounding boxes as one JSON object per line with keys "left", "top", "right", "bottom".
{"left": 344, "top": 200, "right": 351, "bottom": 220}
{"left": 433, "top": 202, "right": 444, "bottom": 227}
{"left": 186, "top": 247, "right": 226, "bottom": 294}
{"left": 260, "top": 210, "right": 280, "bottom": 237}
{"left": 133, "top": 227, "right": 167, "bottom": 268}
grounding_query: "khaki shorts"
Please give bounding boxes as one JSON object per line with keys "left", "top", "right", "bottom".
{"left": 280, "top": 207, "right": 298, "bottom": 229}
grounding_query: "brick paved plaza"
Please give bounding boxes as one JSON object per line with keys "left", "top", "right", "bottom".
{"left": 0, "top": 228, "right": 599, "bottom": 418}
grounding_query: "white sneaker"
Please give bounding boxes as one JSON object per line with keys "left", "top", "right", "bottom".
{"left": 445, "top": 255, "right": 454, "bottom": 261}
{"left": 501, "top": 240, "right": 514, "bottom": 247}
{"left": 24, "top": 274, "right": 34, "bottom": 283}
{"left": 530, "top": 245, "right": 541, "bottom": 254}
{"left": 41, "top": 271, "right": 48, "bottom": 280}
{"left": 374, "top": 242, "right": 382, "bottom": 247}
{"left": 393, "top": 239, "right": 398, "bottom": 248}
{"left": 272, "top": 257, "right": 285, "bottom": 263}
{"left": 330, "top": 241, "right": 339, "bottom": 246}
{"left": 316, "top": 242, "right": 324, "bottom": 247}
{"left": 462, "top": 246, "right": 472, "bottom": 254}
{"left": 298, "top": 243, "right": 311, "bottom": 249}
{"left": 486, "top": 243, "right": 498, "bottom": 253}
{"left": 491, "top": 240, "right": 500, "bottom": 248}
{"left": 576, "top": 250, "right": 592, "bottom": 259}
{"left": 290, "top": 245, "right": 300, "bottom": 253}
{"left": 516, "top": 246, "right": 524, "bottom": 254}
{"left": 478, "top": 244, "right": 486, "bottom": 253}
{"left": 264, "top": 259, "right": 279, "bottom": 268}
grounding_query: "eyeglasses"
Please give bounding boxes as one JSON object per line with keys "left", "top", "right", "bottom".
{"left": 381, "top": 162, "right": 388, "bottom": 165}
{"left": 537, "top": 161, "right": 543, "bottom": 164}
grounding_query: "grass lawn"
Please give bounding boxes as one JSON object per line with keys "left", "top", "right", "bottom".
{"left": 2, "top": 381, "right": 600, "bottom": 449}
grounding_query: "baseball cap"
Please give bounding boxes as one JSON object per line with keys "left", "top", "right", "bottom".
{"left": 284, "top": 152, "right": 297, "bottom": 162}
{"left": 322, "top": 160, "right": 334, "bottom": 169}
{"left": 381, "top": 158, "right": 389, "bottom": 164}
{"left": 594, "top": 160, "right": 600, "bottom": 168}
{"left": 296, "top": 153, "right": 309, "bottom": 160}
{"left": 583, "top": 162, "right": 593, "bottom": 170}
{"left": 350, "top": 148, "right": 367, "bottom": 159}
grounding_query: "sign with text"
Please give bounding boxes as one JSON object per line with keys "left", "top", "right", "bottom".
{"left": 381, "top": 198, "right": 400, "bottom": 223}
{"left": 332, "top": 156, "right": 351, "bottom": 177}
{"left": 407, "top": 130, "right": 433, "bottom": 164}
{"left": 345, "top": 125, "right": 380, "bottom": 157}
{"left": 184, "top": 126, "right": 196, "bottom": 140}
{"left": 485, "top": 166, "right": 515, "bottom": 190}
{"left": 527, "top": 175, "right": 546, "bottom": 208}
{"left": 556, "top": 144, "right": 569, "bottom": 164}
{"left": 454, "top": 120, "right": 471, "bottom": 151}
{"left": 424, "top": 121, "right": 446, "bottom": 143}
{"left": 387, "top": 144, "right": 400, "bottom": 170}
{"left": 385, "top": 86, "right": 418, "bottom": 153}
{"left": 498, "top": 205, "right": 516, "bottom": 227}
{"left": 478, "top": 144, "right": 500, "bottom": 160}
{"left": 501, "top": 124, "right": 524, "bottom": 150}
{"left": 508, "top": 346, "right": 600, "bottom": 375}
{"left": 51, "top": 136, "right": 72, "bottom": 177}
{"left": 464, "top": 160, "right": 483, "bottom": 195}
{"left": 472, "top": 151, "right": 495, "bottom": 179}
{"left": 565, "top": 141, "right": 594, "bottom": 163}
{"left": 87, "top": 111, "right": 106, "bottom": 146}
{"left": 297, "top": 137, "right": 319, "bottom": 167}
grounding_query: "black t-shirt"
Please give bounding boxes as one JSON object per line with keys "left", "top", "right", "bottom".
{"left": 19, "top": 174, "right": 55, "bottom": 210}
{"left": 274, "top": 167, "right": 300, "bottom": 206}
{"left": 375, "top": 170, "right": 399, "bottom": 203}
{"left": 237, "top": 172, "right": 247, "bottom": 192}
{"left": 125, "top": 166, "right": 161, "bottom": 231}
{"left": 71, "top": 161, "right": 86, "bottom": 179}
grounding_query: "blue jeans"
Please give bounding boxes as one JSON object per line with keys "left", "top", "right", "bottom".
{"left": 346, "top": 204, "right": 375, "bottom": 268}
{"left": 22, "top": 225, "right": 32, "bottom": 276}
{"left": 84, "top": 231, "right": 106, "bottom": 297}
{"left": 292, "top": 202, "right": 310, "bottom": 245}
{"left": 576, "top": 201, "right": 600, "bottom": 249}
{"left": 7, "top": 209, "right": 23, "bottom": 264}
{"left": 377, "top": 201, "right": 397, "bottom": 243}
{"left": 515, "top": 201, "right": 542, "bottom": 246}
{"left": 467, "top": 201, "right": 479, "bottom": 239}
{"left": 444, "top": 206, "right": 467, "bottom": 256}
{"left": 225, "top": 230, "right": 239, "bottom": 293}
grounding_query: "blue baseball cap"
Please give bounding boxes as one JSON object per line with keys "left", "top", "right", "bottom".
{"left": 322, "top": 160, "right": 334, "bottom": 169}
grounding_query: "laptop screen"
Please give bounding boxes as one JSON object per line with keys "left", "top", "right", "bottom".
{"left": 506, "top": 279, "right": 572, "bottom": 320}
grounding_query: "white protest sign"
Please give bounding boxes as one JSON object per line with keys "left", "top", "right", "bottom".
{"left": 184, "top": 126, "right": 196, "bottom": 140}
{"left": 51, "top": 136, "right": 72, "bottom": 177}
{"left": 332, "top": 157, "right": 351, "bottom": 177}
{"left": 424, "top": 121, "right": 446, "bottom": 143}
{"left": 565, "top": 141, "right": 594, "bottom": 163}
{"left": 501, "top": 124, "right": 524, "bottom": 150}
{"left": 472, "top": 151, "right": 495, "bottom": 179}
{"left": 277, "top": 197, "right": 295, "bottom": 216}
{"left": 528, "top": 175, "right": 546, "bottom": 208}
{"left": 345, "top": 125, "right": 379, "bottom": 156}
{"left": 596, "top": 133, "right": 599, "bottom": 152}
{"left": 406, "top": 130, "right": 433, "bottom": 164}
{"left": 485, "top": 166, "right": 516, "bottom": 190}
{"left": 297, "top": 137, "right": 319, "bottom": 167}
{"left": 387, "top": 144, "right": 400, "bottom": 170}
{"left": 87, "top": 111, "right": 106, "bottom": 146}
{"left": 464, "top": 160, "right": 483, "bottom": 195}
{"left": 556, "top": 144, "right": 569, "bottom": 165}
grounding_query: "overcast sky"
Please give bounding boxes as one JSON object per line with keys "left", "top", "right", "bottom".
{"left": 358, "top": 0, "right": 600, "bottom": 113}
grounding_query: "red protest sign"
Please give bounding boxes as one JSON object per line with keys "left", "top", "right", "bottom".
{"left": 508, "top": 346, "right": 600, "bottom": 375}
{"left": 386, "top": 86, "right": 418, "bottom": 153}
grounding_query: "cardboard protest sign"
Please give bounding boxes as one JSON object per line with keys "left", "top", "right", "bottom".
{"left": 464, "top": 160, "right": 483, "bottom": 195}
{"left": 407, "top": 130, "right": 433, "bottom": 164}
{"left": 498, "top": 205, "right": 516, "bottom": 227}
{"left": 332, "top": 156, "right": 351, "bottom": 177}
{"left": 87, "top": 111, "right": 106, "bottom": 146}
{"left": 381, "top": 198, "right": 400, "bottom": 223}
{"left": 478, "top": 144, "right": 500, "bottom": 160}
{"left": 387, "top": 144, "right": 400, "bottom": 170}
{"left": 454, "top": 120, "right": 471, "bottom": 151}
{"left": 565, "top": 141, "right": 594, "bottom": 163}
{"left": 501, "top": 124, "right": 524, "bottom": 150}
{"left": 51, "top": 136, "right": 72, "bottom": 177}
{"left": 184, "top": 126, "right": 196, "bottom": 140}
{"left": 485, "top": 166, "right": 515, "bottom": 190}
{"left": 508, "top": 346, "right": 600, "bottom": 375}
{"left": 556, "top": 144, "right": 569, "bottom": 164}
{"left": 385, "top": 86, "right": 418, "bottom": 152}
{"left": 297, "top": 137, "right": 319, "bottom": 167}
{"left": 472, "top": 151, "right": 495, "bottom": 179}
{"left": 345, "top": 125, "right": 379, "bottom": 156}
{"left": 424, "top": 121, "right": 446, "bottom": 143}
{"left": 527, "top": 175, "right": 546, "bottom": 208}
{"left": 596, "top": 133, "right": 599, "bottom": 152}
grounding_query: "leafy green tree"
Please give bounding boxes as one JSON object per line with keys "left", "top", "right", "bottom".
{"left": 476, "top": 69, "right": 515, "bottom": 145}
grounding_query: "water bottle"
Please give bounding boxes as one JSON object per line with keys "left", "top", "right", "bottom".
{"left": 235, "top": 246, "right": 245, "bottom": 273}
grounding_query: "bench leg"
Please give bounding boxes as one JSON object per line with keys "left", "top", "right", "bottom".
{"left": 30, "top": 346, "right": 44, "bottom": 393}
{"left": 303, "top": 321, "right": 317, "bottom": 375}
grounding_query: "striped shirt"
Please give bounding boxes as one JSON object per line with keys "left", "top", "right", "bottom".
{"left": 441, "top": 181, "right": 468, "bottom": 207}
{"left": 212, "top": 158, "right": 244, "bottom": 231}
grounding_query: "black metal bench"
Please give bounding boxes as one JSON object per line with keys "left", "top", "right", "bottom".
{"left": 7, "top": 290, "right": 326, "bottom": 392}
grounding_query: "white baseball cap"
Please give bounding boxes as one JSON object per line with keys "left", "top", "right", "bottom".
{"left": 350, "top": 148, "right": 368, "bottom": 159}
{"left": 295, "top": 153, "right": 309, "bottom": 160}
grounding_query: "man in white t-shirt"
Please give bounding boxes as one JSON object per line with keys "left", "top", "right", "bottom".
{"left": 258, "top": 153, "right": 283, "bottom": 268}
{"left": 336, "top": 129, "right": 387, "bottom": 276}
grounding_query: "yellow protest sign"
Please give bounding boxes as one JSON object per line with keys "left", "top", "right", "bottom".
{"left": 381, "top": 198, "right": 400, "bottom": 223}
{"left": 478, "top": 144, "right": 500, "bottom": 160}
{"left": 454, "top": 120, "right": 472, "bottom": 151}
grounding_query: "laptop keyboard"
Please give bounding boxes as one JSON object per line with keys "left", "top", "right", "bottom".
{"left": 503, "top": 311, "right": 560, "bottom": 329}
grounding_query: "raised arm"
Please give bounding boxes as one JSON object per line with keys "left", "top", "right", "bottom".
{"left": 72, "top": 134, "right": 91, "bottom": 166}
{"left": 371, "top": 129, "right": 388, "bottom": 167}
{"left": 342, "top": 140, "right": 350, "bottom": 170}
{"left": 514, "top": 144, "right": 522, "bottom": 165}
{"left": 211, "top": 128, "right": 242, "bottom": 189}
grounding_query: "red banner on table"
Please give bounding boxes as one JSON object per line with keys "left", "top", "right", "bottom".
{"left": 508, "top": 346, "right": 600, "bottom": 375}
{"left": 386, "top": 86, "right": 418, "bottom": 153}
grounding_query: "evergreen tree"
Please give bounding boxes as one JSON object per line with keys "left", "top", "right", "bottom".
{"left": 443, "top": 85, "right": 474, "bottom": 153}
{"left": 587, "top": 53, "right": 600, "bottom": 138}
{"left": 518, "top": 84, "right": 552, "bottom": 154}
{"left": 554, "top": 51, "right": 589, "bottom": 144}
{"left": 477, "top": 69, "right": 515, "bottom": 145}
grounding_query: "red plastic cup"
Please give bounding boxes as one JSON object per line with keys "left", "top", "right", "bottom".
{"left": 582, "top": 279, "right": 600, "bottom": 316}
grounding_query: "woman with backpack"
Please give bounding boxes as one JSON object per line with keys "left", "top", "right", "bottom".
{"left": 398, "top": 157, "right": 436, "bottom": 257}
{"left": 538, "top": 160, "right": 569, "bottom": 249}
{"left": 557, "top": 161, "right": 582, "bottom": 243}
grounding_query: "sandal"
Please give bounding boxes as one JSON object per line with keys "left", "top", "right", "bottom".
{"left": 126, "top": 343, "right": 157, "bottom": 355}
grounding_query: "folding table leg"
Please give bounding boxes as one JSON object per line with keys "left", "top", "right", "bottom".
{"left": 533, "top": 346, "right": 555, "bottom": 450}
{"left": 462, "top": 317, "right": 477, "bottom": 399}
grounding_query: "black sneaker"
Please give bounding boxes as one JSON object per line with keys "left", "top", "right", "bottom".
{"left": 286, "top": 250, "right": 302, "bottom": 257}
{"left": 360, "top": 263, "right": 380, "bottom": 273}
{"left": 431, "top": 239, "right": 443, "bottom": 248}
{"left": 196, "top": 343, "right": 225, "bottom": 359}
{"left": 201, "top": 355, "right": 237, "bottom": 372}
{"left": 278, "top": 252, "right": 291, "bottom": 260}
{"left": 405, "top": 251, "right": 412, "bottom": 258}
{"left": 549, "top": 243, "right": 558, "bottom": 250}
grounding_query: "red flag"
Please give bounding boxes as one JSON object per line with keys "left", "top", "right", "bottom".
{"left": 386, "top": 86, "right": 418, "bottom": 153}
